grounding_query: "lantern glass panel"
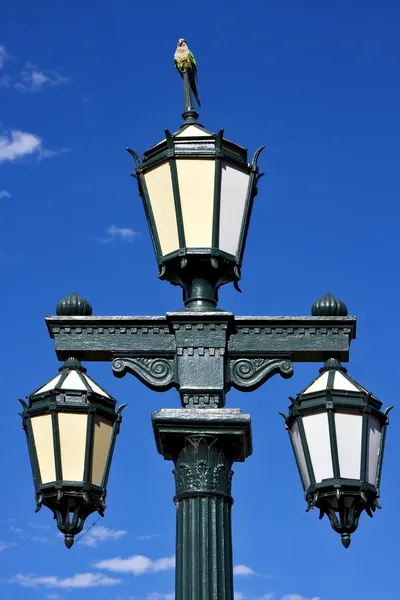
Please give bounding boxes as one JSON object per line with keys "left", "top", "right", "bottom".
{"left": 219, "top": 162, "right": 250, "bottom": 256}
{"left": 144, "top": 163, "right": 179, "bottom": 256}
{"left": 176, "top": 159, "right": 215, "bottom": 248}
{"left": 367, "top": 414, "right": 382, "bottom": 485}
{"left": 290, "top": 420, "right": 311, "bottom": 488}
{"left": 91, "top": 415, "right": 113, "bottom": 487}
{"left": 31, "top": 415, "right": 56, "bottom": 484}
{"left": 335, "top": 411, "right": 362, "bottom": 479}
{"left": 302, "top": 412, "right": 333, "bottom": 482}
{"left": 58, "top": 413, "right": 88, "bottom": 481}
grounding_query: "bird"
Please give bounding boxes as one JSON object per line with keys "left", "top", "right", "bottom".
{"left": 174, "top": 38, "right": 201, "bottom": 107}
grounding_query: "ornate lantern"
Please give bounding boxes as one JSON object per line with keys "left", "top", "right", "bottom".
{"left": 128, "top": 115, "right": 264, "bottom": 310}
{"left": 19, "top": 357, "right": 125, "bottom": 548}
{"left": 282, "top": 358, "right": 392, "bottom": 548}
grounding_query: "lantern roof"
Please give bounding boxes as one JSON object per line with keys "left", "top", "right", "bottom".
{"left": 30, "top": 357, "right": 113, "bottom": 400}
{"left": 298, "top": 358, "right": 377, "bottom": 400}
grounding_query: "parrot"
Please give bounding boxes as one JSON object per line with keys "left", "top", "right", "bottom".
{"left": 174, "top": 38, "right": 201, "bottom": 107}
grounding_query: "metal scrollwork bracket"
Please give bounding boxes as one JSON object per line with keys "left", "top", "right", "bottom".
{"left": 112, "top": 357, "right": 176, "bottom": 391}
{"left": 229, "top": 357, "right": 294, "bottom": 392}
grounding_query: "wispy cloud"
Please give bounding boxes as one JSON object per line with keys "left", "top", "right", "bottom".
{"left": 0, "top": 45, "right": 8, "bottom": 70}
{"left": 146, "top": 594, "right": 174, "bottom": 600}
{"left": 46, "top": 595, "right": 61, "bottom": 600}
{"left": 0, "top": 190, "right": 11, "bottom": 199}
{"left": 30, "top": 523, "right": 51, "bottom": 531}
{"left": 9, "top": 573, "right": 121, "bottom": 589}
{"left": 0, "top": 61, "right": 69, "bottom": 92}
{"left": 77, "top": 526, "right": 128, "bottom": 547}
{"left": 0, "top": 130, "right": 42, "bottom": 162}
{"left": 8, "top": 525, "right": 51, "bottom": 545}
{"left": 100, "top": 225, "right": 139, "bottom": 244}
{"left": 94, "top": 554, "right": 175, "bottom": 576}
{"left": 0, "top": 541, "right": 7, "bottom": 552}
{"left": 136, "top": 534, "right": 162, "bottom": 541}
{"left": 233, "top": 565, "right": 256, "bottom": 576}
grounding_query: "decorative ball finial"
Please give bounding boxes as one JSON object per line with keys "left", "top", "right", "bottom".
{"left": 56, "top": 292, "right": 92, "bottom": 316}
{"left": 311, "top": 292, "right": 348, "bottom": 317}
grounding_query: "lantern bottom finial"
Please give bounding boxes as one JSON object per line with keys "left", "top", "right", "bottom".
{"left": 341, "top": 533, "right": 351, "bottom": 549}
{"left": 64, "top": 534, "right": 74, "bottom": 549}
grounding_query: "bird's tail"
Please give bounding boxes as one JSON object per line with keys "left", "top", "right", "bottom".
{"left": 188, "top": 70, "right": 201, "bottom": 107}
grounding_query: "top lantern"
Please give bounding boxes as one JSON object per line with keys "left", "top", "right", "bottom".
{"left": 128, "top": 121, "right": 263, "bottom": 310}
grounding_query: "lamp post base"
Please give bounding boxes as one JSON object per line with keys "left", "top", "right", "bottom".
{"left": 153, "top": 408, "right": 252, "bottom": 600}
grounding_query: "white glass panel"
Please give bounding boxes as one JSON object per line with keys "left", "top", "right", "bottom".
{"left": 33, "top": 375, "right": 60, "bottom": 396}
{"left": 219, "top": 162, "right": 250, "bottom": 256}
{"left": 303, "top": 371, "right": 329, "bottom": 394}
{"left": 335, "top": 411, "right": 362, "bottom": 479}
{"left": 333, "top": 371, "right": 360, "bottom": 392}
{"left": 84, "top": 374, "right": 111, "bottom": 398}
{"left": 302, "top": 412, "right": 333, "bottom": 482}
{"left": 58, "top": 413, "right": 88, "bottom": 481}
{"left": 60, "top": 370, "right": 87, "bottom": 391}
{"left": 144, "top": 163, "right": 179, "bottom": 256}
{"left": 176, "top": 159, "right": 215, "bottom": 248}
{"left": 175, "top": 125, "right": 212, "bottom": 137}
{"left": 290, "top": 420, "right": 311, "bottom": 488}
{"left": 31, "top": 415, "right": 56, "bottom": 484}
{"left": 367, "top": 415, "right": 382, "bottom": 485}
{"left": 91, "top": 416, "right": 113, "bottom": 487}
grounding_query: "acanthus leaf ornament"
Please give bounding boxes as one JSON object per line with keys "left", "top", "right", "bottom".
{"left": 112, "top": 357, "right": 176, "bottom": 391}
{"left": 229, "top": 357, "right": 294, "bottom": 391}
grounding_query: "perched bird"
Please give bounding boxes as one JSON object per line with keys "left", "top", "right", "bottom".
{"left": 174, "top": 38, "right": 201, "bottom": 107}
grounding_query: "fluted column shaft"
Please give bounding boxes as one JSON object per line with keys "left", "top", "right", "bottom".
{"left": 152, "top": 408, "right": 252, "bottom": 600}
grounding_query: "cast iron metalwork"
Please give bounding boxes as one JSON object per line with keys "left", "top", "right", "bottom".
{"left": 19, "top": 356, "right": 125, "bottom": 548}
{"left": 20, "top": 47, "right": 387, "bottom": 598}
{"left": 281, "top": 358, "right": 392, "bottom": 548}
{"left": 312, "top": 292, "right": 348, "bottom": 317}
{"left": 153, "top": 408, "right": 251, "bottom": 600}
{"left": 56, "top": 292, "right": 92, "bottom": 316}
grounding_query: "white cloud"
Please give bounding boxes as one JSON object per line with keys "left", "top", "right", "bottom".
{"left": 259, "top": 595, "right": 273, "bottom": 600}
{"left": 9, "top": 572, "right": 121, "bottom": 589}
{"left": 78, "top": 526, "right": 128, "bottom": 547}
{"left": 136, "top": 534, "right": 162, "bottom": 541}
{"left": 0, "top": 190, "right": 11, "bottom": 199}
{"left": 281, "top": 596, "right": 320, "bottom": 600}
{"left": 0, "top": 45, "right": 7, "bottom": 70}
{"left": 2, "top": 62, "right": 69, "bottom": 92}
{"left": 0, "top": 130, "right": 42, "bottom": 162}
{"left": 234, "top": 593, "right": 246, "bottom": 600}
{"left": 30, "top": 523, "right": 51, "bottom": 530}
{"left": 0, "top": 541, "right": 7, "bottom": 551}
{"left": 233, "top": 565, "right": 256, "bottom": 576}
{"left": 46, "top": 595, "right": 61, "bottom": 600}
{"left": 94, "top": 554, "right": 175, "bottom": 576}
{"left": 146, "top": 594, "right": 174, "bottom": 600}
{"left": 100, "top": 225, "right": 139, "bottom": 244}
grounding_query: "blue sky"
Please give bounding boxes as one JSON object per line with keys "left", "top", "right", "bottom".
{"left": 1, "top": 1, "right": 399, "bottom": 599}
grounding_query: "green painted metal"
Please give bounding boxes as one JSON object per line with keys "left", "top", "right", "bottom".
{"left": 19, "top": 358, "right": 125, "bottom": 548}
{"left": 312, "top": 293, "right": 348, "bottom": 317}
{"left": 56, "top": 292, "right": 92, "bottom": 316}
{"left": 153, "top": 408, "right": 251, "bottom": 600}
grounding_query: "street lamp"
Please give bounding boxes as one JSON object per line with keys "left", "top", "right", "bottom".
{"left": 20, "top": 52, "right": 392, "bottom": 600}
{"left": 127, "top": 121, "right": 263, "bottom": 310}
{"left": 19, "top": 351, "right": 125, "bottom": 548}
{"left": 281, "top": 357, "right": 392, "bottom": 548}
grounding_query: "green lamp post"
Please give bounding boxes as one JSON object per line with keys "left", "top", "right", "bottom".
{"left": 21, "top": 50, "right": 392, "bottom": 600}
